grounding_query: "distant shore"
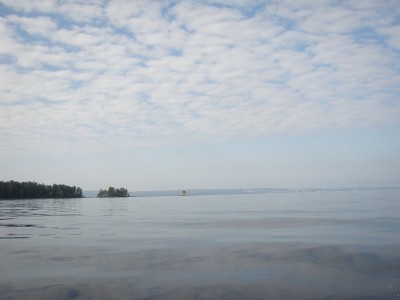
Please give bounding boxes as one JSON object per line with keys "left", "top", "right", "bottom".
{"left": 83, "top": 187, "right": 399, "bottom": 198}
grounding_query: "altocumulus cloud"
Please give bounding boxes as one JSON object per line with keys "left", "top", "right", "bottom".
{"left": 0, "top": 0, "right": 399, "bottom": 155}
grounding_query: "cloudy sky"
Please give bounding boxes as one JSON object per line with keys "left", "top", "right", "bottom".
{"left": 1, "top": 0, "right": 399, "bottom": 191}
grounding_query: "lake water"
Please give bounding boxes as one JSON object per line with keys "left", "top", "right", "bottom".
{"left": 1, "top": 190, "right": 399, "bottom": 299}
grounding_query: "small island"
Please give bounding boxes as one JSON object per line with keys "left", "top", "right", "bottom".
{"left": 97, "top": 187, "right": 129, "bottom": 198}
{"left": 0, "top": 180, "right": 83, "bottom": 199}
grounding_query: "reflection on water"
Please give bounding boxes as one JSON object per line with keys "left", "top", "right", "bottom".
{"left": 0, "top": 190, "right": 400, "bottom": 299}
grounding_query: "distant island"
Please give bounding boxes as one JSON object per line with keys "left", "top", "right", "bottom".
{"left": 97, "top": 187, "right": 129, "bottom": 198}
{"left": 0, "top": 180, "right": 83, "bottom": 199}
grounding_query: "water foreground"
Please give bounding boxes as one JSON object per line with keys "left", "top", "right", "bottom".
{"left": 1, "top": 190, "right": 399, "bottom": 299}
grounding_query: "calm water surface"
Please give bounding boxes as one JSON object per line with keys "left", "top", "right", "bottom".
{"left": 1, "top": 190, "right": 400, "bottom": 299}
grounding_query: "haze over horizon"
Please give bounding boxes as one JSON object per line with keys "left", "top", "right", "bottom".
{"left": 1, "top": 0, "right": 399, "bottom": 191}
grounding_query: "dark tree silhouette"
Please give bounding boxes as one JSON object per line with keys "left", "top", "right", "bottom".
{"left": 0, "top": 181, "right": 84, "bottom": 199}
{"left": 97, "top": 187, "right": 129, "bottom": 197}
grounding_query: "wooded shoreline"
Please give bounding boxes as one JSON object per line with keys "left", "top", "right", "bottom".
{"left": 0, "top": 181, "right": 133, "bottom": 199}
{"left": 0, "top": 180, "right": 83, "bottom": 199}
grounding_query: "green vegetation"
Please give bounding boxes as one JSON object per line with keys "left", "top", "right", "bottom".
{"left": 97, "top": 187, "right": 129, "bottom": 198}
{"left": 0, "top": 180, "right": 83, "bottom": 199}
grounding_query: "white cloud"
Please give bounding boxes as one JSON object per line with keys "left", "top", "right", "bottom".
{"left": 0, "top": 0, "right": 57, "bottom": 14}
{"left": 7, "top": 15, "right": 57, "bottom": 36}
{"left": 0, "top": 0, "right": 399, "bottom": 155}
{"left": 58, "top": 2, "right": 104, "bottom": 23}
{"left": 0, "top": 18, "right": 22, "bottom": 54}
{"left": 378, "top": 25, "right": 400, "bottom": 50}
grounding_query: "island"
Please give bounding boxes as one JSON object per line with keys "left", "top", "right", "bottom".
{"left": 0, "top": 180, "right": 83, "bottom": 199}
{"left": 97, "top": 187, "right": 129, "bottom": 198}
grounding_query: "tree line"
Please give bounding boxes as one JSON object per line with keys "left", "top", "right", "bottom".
{"left": 97, "top": 187, "right": 129, "bottom": 197}
{"left": 0, "top": 180, "right": 83, "bottom": 199}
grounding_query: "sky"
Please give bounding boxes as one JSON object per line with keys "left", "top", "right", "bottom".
{"left": 0, "top": 0, "right": 399, "bottom": 191}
